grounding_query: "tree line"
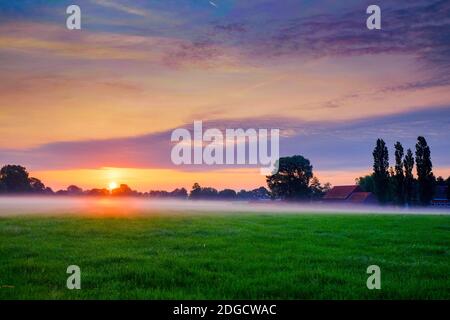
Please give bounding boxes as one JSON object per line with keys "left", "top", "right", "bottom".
{"left": 1, "top": 139, "right": 447, "bottom": 205}
{"left": 358, "top": 136, "right": 450, "bottom": 205}
{"left": 0, "top": 165, "right": 272, "bottom": 200}
{"left": 0, "top": 155, "right": 331, "bottom": 201}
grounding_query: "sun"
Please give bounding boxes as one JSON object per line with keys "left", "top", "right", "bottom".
{"left": 108, "top": 182, "right": 118, "bottom": 190}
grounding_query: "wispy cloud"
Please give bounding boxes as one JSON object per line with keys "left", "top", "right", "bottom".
{"left": 91, "top": 0, "right": 149, "bottom": 17}
{"left": 2, "top": 106, "right": 449, "bottom": 172}
{"left": 1, "top": 1, "right": 449, "bottom": 78}
{"left": 204, "top": 0, "right": 450, "bottom": 91}
{"left": 0, "top": 21, "right": 243, "bottom": 69}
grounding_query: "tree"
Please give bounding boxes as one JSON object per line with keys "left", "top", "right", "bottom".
{"left": 266, "top": 155, "right": 313, "bottom": 200}
{"left": 309, "top": 176, "right": 328, "bottom": 199}
{"left": 236, "top": 187, "right": 270, "bottom": 200}
{"left": 0, "top": 180, "right": 6, "bottom": 193}
{"left": 415, "top": 136, "right": 434, "bottom": 205}
{"left": 29, "top": 177, "right": 46, "bottom": 193}
{"left": 252, "top": 186, "right": 271, "bottom": 199}
{"left": 86, "top": 188, "right": 110, "bottom": 196}
{"left": 170, "top": 188, "right": 188, "bottom": 198}
{"left": 447, "top": 177, "right": 450, "bottom": 200}
{"left": 393, "top": 142, "right": 405, "bottom": 205}
{"left": 190, "top": 183, "right": 202, "bottom": 199}
{"left": 218, "top": 189, "right": 237, "bottom": 199}
{"left": 403, "top": 148, "right": 415, "bottom": 205}
{"left": 436, "top": 176, "right": 445, "bottom": 184}
{"left": 372, "top": 139, "right": 390, "bottom": 203}
{"left": 0, "top": 165, "right": 31, "bottom": 193}
{"left": 67, "top": 185, "right": 83, "bottom": 195}
{"left": 322, "top": 182, "right": 332, "bottom": 194}
{"left": 189, "top": 183, "right": 219, "bottom": 199}
{"left": 111, "top": 184, "right": 136, "bottom": 196}
{"left": 198, "top": 187, "right": 218, "bottom": 199}
{"left": 43, "top": 187, "right": 54, "bottom": 194}
{"left": 356, "top": 175, "right": 375, "bottom": 192}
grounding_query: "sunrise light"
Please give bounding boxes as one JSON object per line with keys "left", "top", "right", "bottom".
{"left": 108, "top": 182, "right": 118, "bottom": 190}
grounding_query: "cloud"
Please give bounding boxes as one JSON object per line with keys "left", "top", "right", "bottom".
{"left": 0, "top": 21, "right": 244, "bottom": 70}
{"left": 204, "top": 0, "right": 450, "bottom": 90}
{"left": 249, "top": 0, "right": 449, "bottom": 62}
{"left": 1, "top": 1, "right": 448, "bottom": 75}
{"left": 91, "top": 0, "right": 149, "bottom": 17}
{"left": 1, "top": 106, "right": 449, "bottom": 173}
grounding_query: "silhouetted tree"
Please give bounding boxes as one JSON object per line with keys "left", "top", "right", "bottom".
{"left": 148, "top": 190, "right": 169, "bottom": 197}
{"left": 67, "top": 185, "right": 83, "bottom": 195}
{"left": 252, "top": 187, "right": 270, "bottom": 199}
{"left": 0, "top": 180, "right": 6, "bottom": 193}
{"left": 147, "top": 188, "right": 187, "bottom": 199}
{"left": 190, "top": 183, "right": 202, "bottom": 199}
{"left": 170, "top": 188, "right": 188, "bottom": 198}
{"left": 393, "top": 142, "right": 405, "bottom": 205}
{"left": 356, "top": 175, "right": 375, "bottom": 193}
{"left": 189, "top": 183, "right": 219, "bottom": 199}
{"left": 447, "top": 177, "right": 450, "bottom": 200}
{"left": 322, "top": 182, "right": 332, "bottom": 194}
{"left": 0, "top": 165, "right": 31, "bottom": 193}
{"left": 199, "top": 187, "right": 218, "bottom": 199}
{"left": 29, "top": 177, "right": 46, "bottom": 193}
{"left": 236, "top": 187, "right": 270, "bottom": 200}
{"left": 266, "top": 155, "right": 313, "bottom": 200}
{"left": 309, "top": 176, "right": 329, "bottom": 199}
{"left": 218, "top": 189, "right": 237, "bottom": 199}
{"left": 236, "top": 189, "right": 248, "bottom": 200}
{"left": 111, "top": 184, "right": 136, "bottom": 196}
{"left": 403, "top": 149, "right": 415, "bottom": 205}
{"left": 43, "top": 187, "right": 54, "bottom": 194}
{"left": 415, "top": 136, "right": 434, "bottom": 205}
{"left": 86, "top": 188, "right": 110, "bottom": 196}
{"left": 372, "top": 139, "right": 390, "bottom": 203}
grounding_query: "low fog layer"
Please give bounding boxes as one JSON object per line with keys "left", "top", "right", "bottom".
{"left": 0, "top": 196, "right": 448, "bottom": 217}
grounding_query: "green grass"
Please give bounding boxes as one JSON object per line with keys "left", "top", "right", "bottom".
{"left": 0, "top": 213, "right": 449, "bottom": 299}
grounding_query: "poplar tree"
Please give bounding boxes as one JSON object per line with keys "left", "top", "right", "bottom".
{"left": 415, "top": 136, "right": 434, "bottom": 205}
{"left": 372, "top": 139, "right": 390, "bottom": 203}
{"left": 393, "top": 142, "right": 405, "bottom": 205}
{"left": 403, "top": 149, "right": 415, "bottom": 205}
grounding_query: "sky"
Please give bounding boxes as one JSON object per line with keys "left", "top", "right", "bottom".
{"left": 0, "top": 0, "right": 449, "bottom": 191}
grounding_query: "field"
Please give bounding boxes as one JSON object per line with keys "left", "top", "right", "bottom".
{"left": 0, "top": 213, "right": 449, "bottom": 300}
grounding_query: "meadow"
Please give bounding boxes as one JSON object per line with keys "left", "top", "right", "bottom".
{"left": 0, "top": 213, "right": 448, "bottom": 299}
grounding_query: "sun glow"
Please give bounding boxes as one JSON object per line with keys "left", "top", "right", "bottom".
{"left": 108, "top": 182, "right": 118, "bottom": 190}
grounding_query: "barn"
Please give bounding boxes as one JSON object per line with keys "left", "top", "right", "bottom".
{"left": 323, "top": 185, "right": 377, "bottom": 204}
{"left": 431, "top": 185, "right": 449, "bottom": 207}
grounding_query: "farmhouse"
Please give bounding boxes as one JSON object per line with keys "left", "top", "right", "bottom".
{"left": 431, "top": 185, "right": 449, "bottom": 206}
{"left": 323, "top": 185, "right": 376, "bottom": 204}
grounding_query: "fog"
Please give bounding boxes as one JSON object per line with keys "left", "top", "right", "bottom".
{"left": 0, "top": 196, "right": 448, "bottom": 217}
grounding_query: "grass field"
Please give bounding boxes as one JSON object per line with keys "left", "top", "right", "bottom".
{"left": 0, "top": 213, "right": 448, "bottom": 299}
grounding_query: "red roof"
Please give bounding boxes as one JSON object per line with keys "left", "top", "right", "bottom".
{"left": 347, "top": 192, "right": 374, "bottom": 203}
{"left": 323, "top": 185, "right": 362, "bottom": 200}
